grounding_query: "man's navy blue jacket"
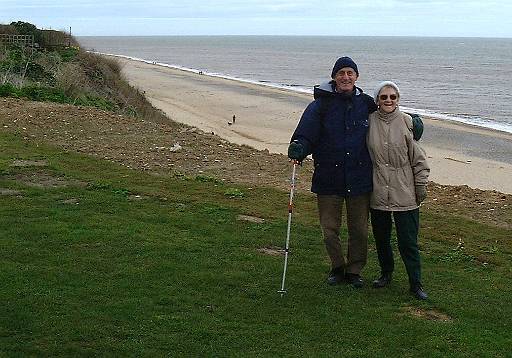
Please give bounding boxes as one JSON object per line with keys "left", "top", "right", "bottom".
{"left": 291, "top": 81, "right": 377, "bottom": 197}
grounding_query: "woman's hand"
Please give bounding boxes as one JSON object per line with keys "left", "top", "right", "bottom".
{"left": 415, "top": 185, "right": 427, "bottom": 205}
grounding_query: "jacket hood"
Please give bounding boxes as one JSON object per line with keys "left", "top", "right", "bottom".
{"left": 313, "top": 80, "right": 363, "bottom": 100}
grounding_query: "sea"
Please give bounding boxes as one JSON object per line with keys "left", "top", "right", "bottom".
{"left": 78, "top": 36, "right": 512, "bottom": 134}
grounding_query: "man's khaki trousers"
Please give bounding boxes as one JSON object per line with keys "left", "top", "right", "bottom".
{"left": 317, "top": 194, "right": 369, "bottom": 274}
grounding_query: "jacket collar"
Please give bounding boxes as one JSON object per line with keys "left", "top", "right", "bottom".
{"left": 377, "top": 108, "right": 401, "bottom": 123}
{"left": 314, "top": 80, "right": 363, "bottom": 99}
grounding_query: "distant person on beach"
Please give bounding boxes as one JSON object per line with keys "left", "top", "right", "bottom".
{"left": 367, "top": 81, "right": 430, "bottom": 300}
{"left": 287, "top": 57, "right": 376, "bottom": 288}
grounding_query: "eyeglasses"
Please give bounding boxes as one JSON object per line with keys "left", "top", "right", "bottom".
{"left": 379, "top": 94, "right": 398, "bottom": 101}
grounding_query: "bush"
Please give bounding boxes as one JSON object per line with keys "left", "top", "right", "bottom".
{"left": 18, "top": 86, "right": 69, "bottom": 103}
{"left": 1, "top": 22, "right": 171, "bottom": 124}
{"left": 74, "top": 95, "right": 117, "bottom": 111}
{"left": 9, "top": 21, "right": 42, "bottom": 45}
{"left": 0, "top": 83, "right": 17, "bottom": 97}
{"left": 24, "top": 61, "right": 50, "bottom": 82}
{"left": 57, "top": 47, "right": 79, "bottom": 62}
{"left": 56, "top": 62, "right": 90, "bottom": 98}
{"left": 0, "top": 84, "right": 68, "bottom": 102}
{"left": 0, "top": 44, "right": 55, "bottom": 85}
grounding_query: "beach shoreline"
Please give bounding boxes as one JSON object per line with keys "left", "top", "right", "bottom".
{"left": 117, "top": 57, "right": 512, "bottom": 194}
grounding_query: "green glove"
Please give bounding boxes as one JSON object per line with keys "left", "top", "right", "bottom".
{"left": 415, "top": 185, "right": 427, "bottom": 205}
{"left": 288, "top": 140, "right": 306, "bottom": 161}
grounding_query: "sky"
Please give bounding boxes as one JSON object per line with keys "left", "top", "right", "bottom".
{"left": 1, "top": 0, "right": 511, "bottom": 38}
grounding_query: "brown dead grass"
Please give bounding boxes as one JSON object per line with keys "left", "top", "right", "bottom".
{"left": 11, "top": 159, "right": 49, "bottom": 167}
{"left": 0, "top": 188, "right": 22, "bottom": 196}
{"left": 402, "top": 306, "right": 453, "bottom": 322}
{"left": 237, "top": 215, "right": 266, "bottom": 224}
{"left": 257, "top": 247, "right": 285, "bottom": 256}
{"left": 13, "top": 171, "right": 86, "bottom": 189}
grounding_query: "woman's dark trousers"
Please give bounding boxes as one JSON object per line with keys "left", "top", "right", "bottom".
{"left": 370, "top": 208, "right": 421, "bottom": 287}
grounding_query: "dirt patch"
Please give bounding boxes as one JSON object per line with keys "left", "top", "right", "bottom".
{"left": 14, "top": 172, "right": 86, "bottom": 189}
{"left": 237, "top": 214, "right": 265, "bottom": 223}
{"left": 11, "top": 159, "right": 49, "bottom": 167}
{"left": 61, "top": 198, "right": 80, "bottom": 205}
{"left": 0, "top": 188, "right": 22, "bottom": 196}
{"left": 257, "top": 246, "right": 285, "bottom": 256}
{"left": 402, "top": 306, "right": 453, "bottom": 322}
{"left": 128, "top": 194, "right": 145, "bottom": 201}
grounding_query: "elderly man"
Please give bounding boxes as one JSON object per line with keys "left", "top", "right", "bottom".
{"left": 289, "top": 57, "right": 423, "bottom": 288}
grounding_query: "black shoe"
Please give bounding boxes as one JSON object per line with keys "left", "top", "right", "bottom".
{"left": 345, "top": 273, "right": 364, "bottom": 288}
{"left": 372, "top": 273, "right": 392, "bottom": 288}
{"left": 327, "top": 267, "right": 345, "bottom": 286}
{"left": 410, "top": 285, "right": 428, "bottom": 300}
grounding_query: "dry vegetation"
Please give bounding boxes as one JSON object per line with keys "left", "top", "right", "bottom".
{"left": 1, "top": 22, "right": 169, "bottom": 121}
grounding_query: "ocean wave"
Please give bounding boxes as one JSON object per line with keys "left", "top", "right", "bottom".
{"left": 400, "top": 107, "right": 512, "bottom": 134}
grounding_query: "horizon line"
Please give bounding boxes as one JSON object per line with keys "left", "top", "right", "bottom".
{"left": 75, "top": 34, "right": 512, "bottom": 40}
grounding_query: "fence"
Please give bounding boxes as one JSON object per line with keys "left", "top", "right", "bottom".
{"left": 0, "top": 34, "right": 34, "bottom": 47}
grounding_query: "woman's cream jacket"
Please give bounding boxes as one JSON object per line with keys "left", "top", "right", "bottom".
{"left": 367, "top": 109, "right": 430, "bottom": 211}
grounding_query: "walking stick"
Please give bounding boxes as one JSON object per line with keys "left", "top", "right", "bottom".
{"left": 278, "top": 160, "right": 298, "bottom": 297}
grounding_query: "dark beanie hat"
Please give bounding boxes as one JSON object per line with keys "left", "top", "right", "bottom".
{"left": 331, "top": 56, "right": 359, "bottom": 78}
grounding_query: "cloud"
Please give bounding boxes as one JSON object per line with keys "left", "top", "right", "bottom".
{"left": 2, "top": 0, "right": 507, "bottom": 18}
{"left": 1, "top": 0, "right": 510, "bottom": 37}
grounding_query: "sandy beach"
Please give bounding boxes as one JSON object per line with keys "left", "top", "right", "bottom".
{"left": 118, "top": 57, "right": 512, "bottom": 194}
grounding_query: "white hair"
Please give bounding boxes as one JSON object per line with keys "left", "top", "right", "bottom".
{"left": 374, "top": 81, "right": 400, "bottom": 103}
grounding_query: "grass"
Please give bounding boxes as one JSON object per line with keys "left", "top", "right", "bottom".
{"left": 0, "top": 83, "right": 117, "bottom": 111}
{"left": 0, "top": 132, "right": 511, "bottom": 357}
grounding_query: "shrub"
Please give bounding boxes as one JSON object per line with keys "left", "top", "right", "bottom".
{"left": 0, "top": 45, "right": 55, "bottom": 86}
{"left": 74, "top": 95, "right": 117, "bottom": 111}
{"left": 1, "top": 22, "right": 173, "bottom": 124}
{"left": 18, "top": 86, "right": 69, "bottom": 103}
{"left": 56, "top": 62, "right": 90, "bottom": 98}
{"left": 57, "top": 47, "right": 79, "bottom": 62}
{"left": 0, "top": 83, "right": 17, "bottom": 97}
{"left": 9, "top": 21, "right": 42, "bottom": 45}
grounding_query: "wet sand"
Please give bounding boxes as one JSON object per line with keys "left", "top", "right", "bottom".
{"left": 118, "top": 57, "right": 512, "bottom": 194}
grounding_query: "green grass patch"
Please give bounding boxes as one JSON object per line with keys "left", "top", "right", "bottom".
{"left": 0, "top": 83, "right": 117, "bottom": 111}
{"left": 0, "top": 132, "right": 511, "bottom": 356}
{"left": 57, "top": 46, "right": 80, "bottom": 62}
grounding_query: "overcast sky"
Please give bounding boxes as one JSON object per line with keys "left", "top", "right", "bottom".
{"left": 2, "top": 0, "right": 511, "bottom": 38}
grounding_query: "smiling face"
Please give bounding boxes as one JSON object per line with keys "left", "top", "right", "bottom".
{"left": 377, "top": 86, "right": 399, "bottom": 113}
{"left": 334, "top": 67, "right": 358, "bottom": 93}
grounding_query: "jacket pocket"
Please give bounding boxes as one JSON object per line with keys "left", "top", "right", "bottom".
{"left": 395, "top": 167, "right": 416, "bottom": 207}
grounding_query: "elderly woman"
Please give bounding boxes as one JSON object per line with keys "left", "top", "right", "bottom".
{"left": 367, "top": 81, "right": 430, "bottom": 300}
